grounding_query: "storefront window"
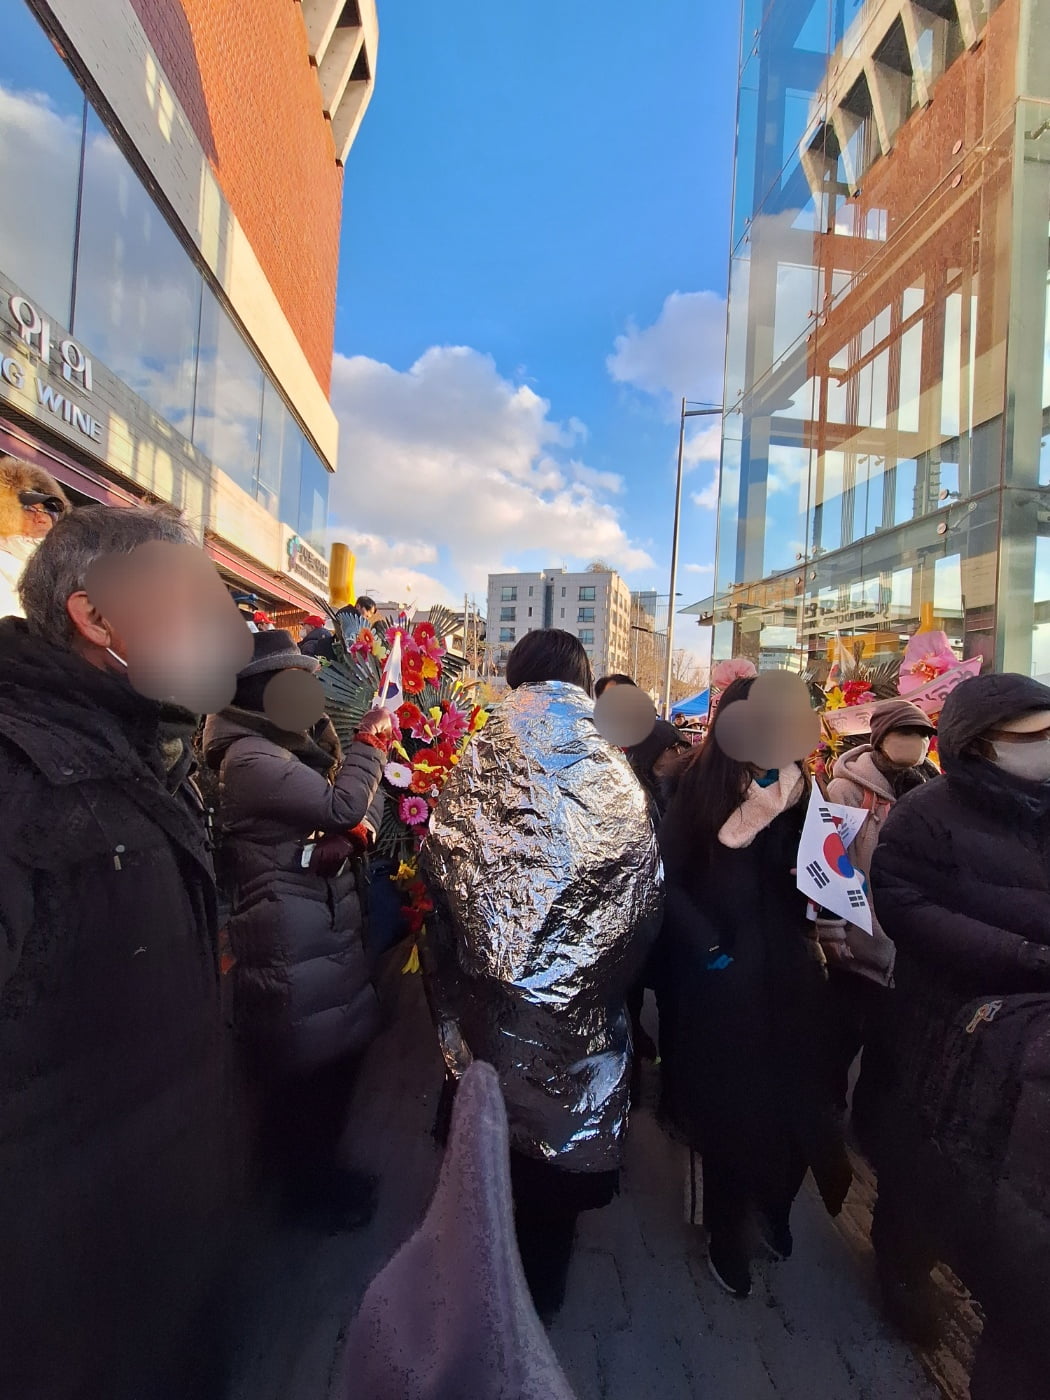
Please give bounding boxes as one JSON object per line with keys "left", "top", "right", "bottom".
{"left": 193, "top": 288, "right": 264, "bottom": 497}
{"left": 297, "top": 441, "right": 330, "bottom": 555}
{"left": 0, "top": 3, "right": 85, "bottom": 324}
{"left": 74, "top": 111, "right": 201, "bottom": 436}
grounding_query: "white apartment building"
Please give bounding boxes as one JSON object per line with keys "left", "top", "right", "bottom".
{"left": 486, "top": 566, "right": 633, "bottom": 680}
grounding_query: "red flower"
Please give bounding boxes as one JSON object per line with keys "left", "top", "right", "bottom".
{"left": 410, "top": 768, "right": 435, "bottom": 796}
{"left": 402, "top": 651, "right": 426, "bottom": 694}
{"left": 350, "top": 627, "right": 376, "bottom": 660}
{"left": 413, "top": 621, "right": 437, "bottom": 644}
{"left": 397, "top": 702, "right": 432, "bottom": 740}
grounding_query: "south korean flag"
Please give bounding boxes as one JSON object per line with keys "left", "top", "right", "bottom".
{"left": 796, "top": 787, "right": 873, "bottom": 935}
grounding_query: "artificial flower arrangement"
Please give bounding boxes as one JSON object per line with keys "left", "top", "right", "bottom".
{"left": 320, "top": 605, "right": 487, "bottom": 960}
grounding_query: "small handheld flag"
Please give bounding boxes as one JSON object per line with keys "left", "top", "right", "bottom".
{"left": 796, "top": 786, "right": 873, "bottom": 934}
{"left": 377, "top": 632, "right": 403, "bottom": 712}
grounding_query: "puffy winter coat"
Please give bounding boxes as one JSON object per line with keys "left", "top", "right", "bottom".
{"left": 0, "top": 618, "right": 228, "bottom": 1400}
{"left": 824, "top": 745, "right": 936, "bottom": 985}
{"left": 872, "top": 673, "right": 1050, "bottom": 1125}
{"left": 203, "top": 709, "right": 384, "bottom": 1080}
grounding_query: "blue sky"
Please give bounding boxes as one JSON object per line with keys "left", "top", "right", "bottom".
{"left": 326, "top": 0, "right": 741, "bottom": 628}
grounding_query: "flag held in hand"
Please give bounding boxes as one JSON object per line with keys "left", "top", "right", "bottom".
{"left": 796, "top": 786, "right": 873, "bottom": 934}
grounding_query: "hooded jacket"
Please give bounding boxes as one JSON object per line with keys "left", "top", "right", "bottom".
{"left": 0, "top": 618, "right": 227, "bottom": 1400}
{"left": 203, "top": 709, "right": 385, "bottom": 1080}
{"left": 335, "top": 1061, "right": 577, "bottom": 1400}
{"left": 872, "top": 674, "right": 1050, "bottom": 1109}
{"left": 422, "top": 681, "right": 663, "bottom": 1173}
{"left": 824, "top": 745, "right": 937, "bottom": 985}
{"left": 0, "top": 457, "right": 70, "bottom": 619}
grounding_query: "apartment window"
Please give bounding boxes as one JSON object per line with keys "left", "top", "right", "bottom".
{"left": 561, "top": 588, "right": 566, "bottom": 597}
{"left": 499, "top": 627, "right": 515, "bottom": 643}
{"left": 528, "top": 606, "right": 533, "bottom": 617}
{"left": 528, "top": 586, "right": 533, "bottom": 596}
{"left": 579, "top": 586, "right": 596, "bottom": 601}
{"left": 500, "top": 606, "right": 516, "bottom": 621}
{"left": 578, "top": 608, "right": 595, "bottom": 622}
{"left": 501, "top": 586, "right": 517, "bottom": 602}
{"left": 560, "top": 608, "right": 565, "bottom": 619}
{"left": 579, "top": 629, "right": 595, "bottom": 645}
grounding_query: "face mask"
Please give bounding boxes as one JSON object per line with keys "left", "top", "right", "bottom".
{"left": 880, "top": 733, "right": 930, "bottom": 768}
{"left": 992, "top": 739, "right": 1050, "bottom": 784}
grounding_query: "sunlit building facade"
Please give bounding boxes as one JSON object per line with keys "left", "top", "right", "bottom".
{"left": 700, "top": 0, "right": 1050, "bottom": 676}
{"left": 0, "top": 0, "right": 378, "bottom": 620}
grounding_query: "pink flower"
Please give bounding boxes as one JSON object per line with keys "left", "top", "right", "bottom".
{"left": 711, "top": 657, "right": 758, "bottom": 691}
{"left": 900, "top": 631, "right": 957, "bottom": 694}
{"left": 438, "top": 705, "right": 469, "bottom": 742}
{"left": 399, "top": 795, "right": 430, "bottom": 827}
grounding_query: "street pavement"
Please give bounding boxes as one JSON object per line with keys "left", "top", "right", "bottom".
{"left": 229, "top": 963, "right": 940, "bottom": 1400}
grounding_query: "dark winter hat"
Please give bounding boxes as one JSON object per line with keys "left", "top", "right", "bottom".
{"left": 869, "top": 699, "right": 935, "bottom": 750}
{"left": 236, "top": 628, "right": 320, "bottom": 679}
{"left": 938, "top": 673, "right": 1050, "bottom": 763}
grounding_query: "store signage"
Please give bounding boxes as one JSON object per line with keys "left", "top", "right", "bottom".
{"left": 285, "top": 533, "right": 330, "bottom": 593}
{"left": 2, "top": 295, "right": 102, "bottom": 445}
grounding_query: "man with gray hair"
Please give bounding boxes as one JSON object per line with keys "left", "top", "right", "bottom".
{"left": 0, "top": 503, "right": 246, "bottom": 1399}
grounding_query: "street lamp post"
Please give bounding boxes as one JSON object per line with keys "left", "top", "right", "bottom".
{"left": 663, "top": 398, "right": 723, "bottom": 718}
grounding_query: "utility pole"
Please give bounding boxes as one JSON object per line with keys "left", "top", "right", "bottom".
{"left": 662, "top": 399, "right": 723, "bottom": 718}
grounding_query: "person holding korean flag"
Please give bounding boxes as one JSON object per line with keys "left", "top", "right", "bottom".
{"left": 820, "top": 699, "right": 938, "bottom": 1138}
{"left": 658, "top": 673, "right": 851, "bottom": 1301}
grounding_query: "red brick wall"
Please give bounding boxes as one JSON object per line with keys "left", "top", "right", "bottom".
{"left": 128, "top": 0, "right": 342, "bottom": 393}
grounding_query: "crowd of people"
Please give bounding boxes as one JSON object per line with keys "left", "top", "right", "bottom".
{"left": 1, "top": 479, "right": 1048, "bottom": 1399}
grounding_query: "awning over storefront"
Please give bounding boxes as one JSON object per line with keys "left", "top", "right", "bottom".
{"left": 205, "top": 535, "right": 326, "bottom": 615}
{"left": 0, "top": 418, "right": 140, "bottom": 507}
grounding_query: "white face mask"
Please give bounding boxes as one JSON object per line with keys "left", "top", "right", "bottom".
{"left": 880, "top": 732, "right": 930, "bottom": 768}
{"left": 992, "top": 739, "right": 1050, "bottom": 784}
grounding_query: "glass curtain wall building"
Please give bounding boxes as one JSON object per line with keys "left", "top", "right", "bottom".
{"left": 704, "top": 0, "right": 1050, "bottom": 677}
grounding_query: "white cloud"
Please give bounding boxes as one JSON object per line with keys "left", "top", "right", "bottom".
{"left": 328, "top": 346, "right": 652, "bottom": 606}
{"left": 691, "top": 475, "right": 720, "bottom": 511}
{"left": 607, "top": 290, "right": 727, "bottom": 409}
{"left": 685, "top": 562, "right": 714, "bottom": 574}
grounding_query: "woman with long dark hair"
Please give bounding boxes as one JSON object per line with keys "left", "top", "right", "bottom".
{"left": 658, "top": 676, "right": 850, "bottom": 1298}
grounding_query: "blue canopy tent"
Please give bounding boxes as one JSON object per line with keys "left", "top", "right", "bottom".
{"left": 671, "top": 688, "right": 710, "bottom": 718}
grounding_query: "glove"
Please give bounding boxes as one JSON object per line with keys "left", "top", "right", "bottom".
{"left": 356, "top": 707, "right": 394, "bottom": 752}
{"left": 1017, "top": 941, "right": 1050, "bottom": 981}
{"left": 308, "top": 832, "right": 355, "bottom": 878}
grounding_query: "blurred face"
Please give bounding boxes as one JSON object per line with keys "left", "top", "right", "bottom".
{"left": 69, "top": 539, "right": 253, "bottom": 713}
{"left": 715, "top": 671, "right": 820, "bottom": 772}
{"left": 21, "top": 502, "right": 56, "bottom": 540}
{"left": 880, "top": 728, "right": 931, "bottom": 768}
{"left": 984, "top": 709, "right": 1050, "bottom": 782}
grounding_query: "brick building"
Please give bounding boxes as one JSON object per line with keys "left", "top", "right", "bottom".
{"left": 0, "top": 0, "right": 378, "bottom": 619}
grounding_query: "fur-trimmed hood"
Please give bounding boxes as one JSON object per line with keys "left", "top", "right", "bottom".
{"left": 0, "top": 455, "right": 70, "bottom": 539}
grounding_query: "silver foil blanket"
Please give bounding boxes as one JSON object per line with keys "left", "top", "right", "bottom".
{"left": 421, "top": 681, "right": 664, "bottom": 1172}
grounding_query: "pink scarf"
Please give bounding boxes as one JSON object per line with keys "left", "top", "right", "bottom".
{"left": 718, "top": 765, "right": 805, "bottom": 849}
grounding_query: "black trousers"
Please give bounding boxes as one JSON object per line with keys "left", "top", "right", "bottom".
{"left": 261, "top": 1055, "right": 359, "bottom": 1196}
{"left": 826, "top": 970, "right": 890, "bottom": 1155}
{"left": 701, "top": 1144, "right": 808, "bottom": 1255}
{"left": 509, "top": 1152, "right": 618, "bottom": 1320}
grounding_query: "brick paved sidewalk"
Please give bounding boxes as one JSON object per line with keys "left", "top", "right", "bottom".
{"left": 229, "top": 971, "right": 939, "bottom": 1400}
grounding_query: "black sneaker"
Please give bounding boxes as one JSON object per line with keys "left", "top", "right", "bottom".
{"left": 708, "top": 1234, "right": 752, "bottom": 1299}
{"left": 759, "top": 1211, "right": 794, "bottom": 1261}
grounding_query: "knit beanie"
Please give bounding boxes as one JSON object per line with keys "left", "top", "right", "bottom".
{"left": 869, "top": 698, "right": 936, "bottom": 750}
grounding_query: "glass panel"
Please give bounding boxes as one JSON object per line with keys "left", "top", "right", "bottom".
{"left": 297, "top": 440, "right": 330, "bottom": 556}
{"left": 257, "top": 378, "right": 293, "bottom": 517}
{"left": 75, "top": 110, "right": 200, "bottom": 434}
{"left": 0, "top": 2, "right": 85, "bottom": 323}
{"left": 193, "top": 288, "right": 264, "bottom": 496}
